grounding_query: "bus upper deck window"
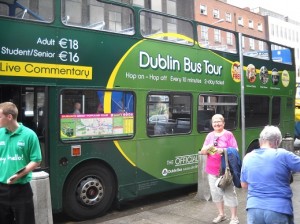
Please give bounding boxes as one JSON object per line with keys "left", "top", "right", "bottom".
{"left": 62, "top": 1, "right": 135, "bottom": 35}
{"left": 0, "top": 0, "right": 54, "bottom": 22}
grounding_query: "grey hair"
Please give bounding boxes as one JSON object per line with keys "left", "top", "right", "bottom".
{"left": 259, "top": 125, "right": 282, "bottom": 148}
{"left": 212, "top": 114, "right": 224, "bottom": 122}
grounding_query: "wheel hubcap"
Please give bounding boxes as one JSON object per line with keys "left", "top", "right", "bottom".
{"left": 77, "top": 177, "right": 104, "bottom": 206}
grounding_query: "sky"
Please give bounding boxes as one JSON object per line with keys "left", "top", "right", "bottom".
{"left": 226, "top": 0, "right": 300, "bottom": 22}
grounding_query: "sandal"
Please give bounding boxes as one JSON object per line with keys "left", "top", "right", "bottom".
{"left": 212, "top": 214, "right": 226, "bottom": 223}
{"left": 229, "top": 217, "right": 239, "bottom": 224}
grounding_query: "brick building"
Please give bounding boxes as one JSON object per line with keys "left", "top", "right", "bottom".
{"left": 195, "top": 0, "right": 267, "bottom": 39}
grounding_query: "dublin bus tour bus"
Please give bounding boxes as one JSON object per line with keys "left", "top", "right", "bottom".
{"left": 0, "top": 0, "right": 295, "bottom": 220}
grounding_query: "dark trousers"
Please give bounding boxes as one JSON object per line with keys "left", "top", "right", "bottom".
{"left": 0, "top": 183, "right": 35, "bottom": 224}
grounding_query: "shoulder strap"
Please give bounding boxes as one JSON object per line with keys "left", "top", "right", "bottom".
{"left": 219, "top": 148, "right": 229, "bottom": 176}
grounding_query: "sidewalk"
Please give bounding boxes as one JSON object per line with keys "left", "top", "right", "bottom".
{"left": 101, "top": 189, "right": 247, "bottom": 224}
{"left": 99, "top": 173, "right": 300, "bottom": 224}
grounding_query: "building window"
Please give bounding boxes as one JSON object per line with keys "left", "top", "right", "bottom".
{"left": 258, "top": 41, "right": 264, "bottom": 51}
{"left": 200, "top": 4, "right": 207, "bottom": 15}
{"left": 258, "top": 23, "right": 263, "bottom": 32}
{"left": 238, "top": 16, "right": 243, "bottom": 26}
{"left": 200, "top": 25, "right": 209, "bottom": 41}
{"left": 225, "top": 12, "right": 232, "bottom": 22}
{"left": 108, "top": 11, "right": 121, "bottom": 31}
{"left": 132, "top": 0, "right": 144, "bottom": 7}
{"left": 248, "top": 20, "right": 253, "bottom": 29}
{"left": 151, "top": 0, "right": 162, "bottom": 12}
{"left": 214, "top": 29, "right": 221, "bottom": 43}
{"left": 213, "top": 9, "right": 220, "bottom": 19}
{"left": 166, "top": 0, "right": 176, "bottom": 15}
{"left": 270, "top": 24, "right": 274, "bottom": 36}
{"left": 226, "top": 32, "right": 233, "bottom": 45}
{"left": 242, "top": 36, "right": 245, "bottom": 48}
{"left": 249, "top": 38, "right": 255, "bottom": 50}
{"left": 275, "top": 25, "right": 279, "bottom": 37}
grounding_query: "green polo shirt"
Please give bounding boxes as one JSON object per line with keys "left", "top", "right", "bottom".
{"left": 0, "top": 123, "right": 42, "bottom": 184}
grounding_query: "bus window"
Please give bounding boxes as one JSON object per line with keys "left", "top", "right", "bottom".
{"left": 271, "top": 44, "right": 292, "bottom": 65}
{"left": 243, "top": 37, "right": 269, "bottom": 60}
{"left": 197, "top": 24, "right": 237, "bottom": 53}
{"left": 60, "top": 89, "right": 134, "bottom": 141}
{"left": 62, "top": 0, "right": 134, "bottom": 34}
{"left": 245, "top": 95, "right": 270, "bottom": 127}
{"left": 147, "top": 93, "right": 191, "bottom": 136}
{"left": 140, "top": 10, "right": 194, "bottom": 45}
{"left": 0, "top": 0, "right": 54, "bottom": 22}
{"left": 198, "top": 94, "right": 238, "bottom": 132}
{"left": 60, "top": 90, "right": 85, "bottom": 114}
{"left": 271, "top": 97, "right": 281, "bottom": 125}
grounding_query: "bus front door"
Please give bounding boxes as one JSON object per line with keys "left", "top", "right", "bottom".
{"left": 0, "top": 85, "right": 48, "bottom": 169}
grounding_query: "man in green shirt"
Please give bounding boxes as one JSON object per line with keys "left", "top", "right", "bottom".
{"left": 0, "top": 102, "right": 42, "bottom": 224}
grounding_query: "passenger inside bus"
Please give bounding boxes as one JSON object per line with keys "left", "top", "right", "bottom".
{"left": 96, "top": 103, "right": 104, "bottom": 113}
{"left": 73, "top": 102, "right": 81, "bottom": 114}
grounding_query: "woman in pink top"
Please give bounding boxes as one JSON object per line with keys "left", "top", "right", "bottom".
{"left": 199, "top": 114, "right": 239, "bottom": 224}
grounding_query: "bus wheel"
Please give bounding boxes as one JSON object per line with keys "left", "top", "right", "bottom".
{"left": 63, "top": 163, "right": 116, "bottom": 220}
{"left": 247, "top": 141, "right": 259, "bottom": 154}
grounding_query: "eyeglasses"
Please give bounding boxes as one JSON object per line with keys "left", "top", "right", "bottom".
{"left": 213, "top": 136, "right": 219, "bottom": 146}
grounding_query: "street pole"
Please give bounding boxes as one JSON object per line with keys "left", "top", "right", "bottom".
{"left": 212, "top": 18, "right": 224, "bottom": 25}
{"left": 239, "top": 32, "right": 246, "bottom": 157}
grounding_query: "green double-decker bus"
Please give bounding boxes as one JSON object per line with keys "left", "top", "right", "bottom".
{"left": 0, "top": 0, "right": 295, "bottom": 220}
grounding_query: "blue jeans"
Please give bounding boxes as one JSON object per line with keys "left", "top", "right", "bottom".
{"left": 247, "top": 208, "right": 294, "bottom": 224}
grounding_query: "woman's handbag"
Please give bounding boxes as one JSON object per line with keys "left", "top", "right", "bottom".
{"left": 216, "top": 149, "right": 233, "bottom": 189}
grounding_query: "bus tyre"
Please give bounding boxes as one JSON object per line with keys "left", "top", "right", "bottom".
{"left": 63, "top": 162, "right": 116, "bottom": 220}
{"left": 247, "top": 141, "right": 259, "bottom": 154}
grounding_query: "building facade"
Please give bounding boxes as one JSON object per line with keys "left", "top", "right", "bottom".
{"left": 195, "top": 0, "right": 267, "bottom": 39}
{"left": 253, "top": 7, "right": 300, "bottom": 81}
